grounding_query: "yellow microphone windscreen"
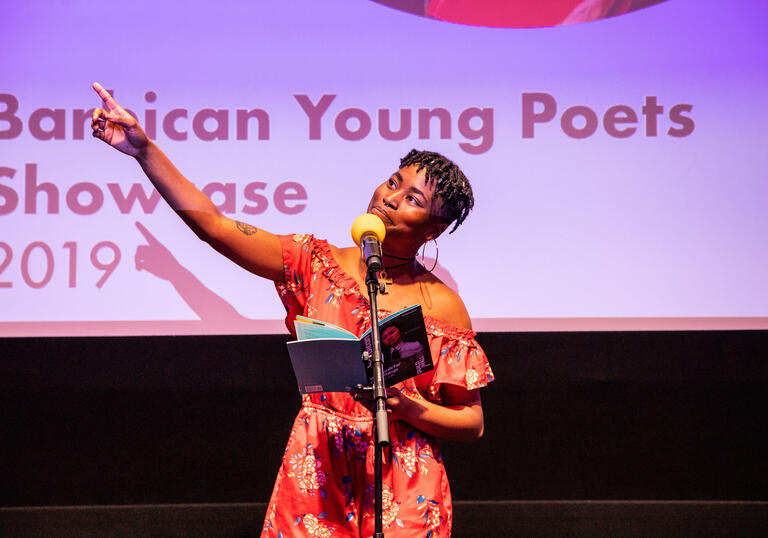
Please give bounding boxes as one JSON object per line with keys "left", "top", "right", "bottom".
{"left": 351, "top": 213, "right": 386, "bottom": 244}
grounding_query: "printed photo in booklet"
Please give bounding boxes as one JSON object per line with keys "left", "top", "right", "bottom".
{"left": 286, "top": 304, "right": 433, "bottom": 394}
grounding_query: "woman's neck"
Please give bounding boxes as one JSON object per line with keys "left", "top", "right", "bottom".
{"left": 381, "top": 243, "right": 420, "bottom": 263}
{"left": 381, "top": 255, "right": 416, "bottom": 274}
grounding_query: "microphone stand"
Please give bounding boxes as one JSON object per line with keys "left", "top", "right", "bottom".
{"left": 364, "top": 263, "right": 389, "bottom": 538}
{"left": 351, "top": 217, "right": 390, "bottom": 537}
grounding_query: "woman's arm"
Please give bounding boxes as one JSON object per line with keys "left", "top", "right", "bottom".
{"left": 383, "top": 284, "right": 484, "bottom": 442}
{"left": 386, "top": 383, "right": 484, "bottom": 443}
{"left": 90, "top": 82, "right": 284, "bottom": 282}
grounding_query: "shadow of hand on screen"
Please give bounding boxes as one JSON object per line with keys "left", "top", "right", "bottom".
{"left": 134, "top": 221, "right": 250, "bottom": 324}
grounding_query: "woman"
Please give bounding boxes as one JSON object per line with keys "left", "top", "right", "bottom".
{"left": 91, "top": 82, "right": 494, "bottom": 537}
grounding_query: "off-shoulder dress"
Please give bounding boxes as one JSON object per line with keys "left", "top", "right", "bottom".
{"left": 262, "top": 234, "right": 494, "bottom": 538}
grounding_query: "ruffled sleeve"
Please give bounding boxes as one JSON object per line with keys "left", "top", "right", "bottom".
{"left": 424, "top": 318, "right": 494, "bottom": 398}
{"left": 274, "top": 233, "right": 316, "bottom": 336}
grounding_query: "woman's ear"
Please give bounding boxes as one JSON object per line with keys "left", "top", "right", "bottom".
{"left": 427, "top": 221, "right": 448, "bottom": 241}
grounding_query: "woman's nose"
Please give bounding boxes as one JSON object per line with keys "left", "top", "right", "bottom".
{"left": 383, "top": 192, "right": 399, "bottom": 208}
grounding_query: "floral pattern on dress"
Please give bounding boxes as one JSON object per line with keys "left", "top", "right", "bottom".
{"left": 360, "top": 485, "right": 401, "bottom": 530}
{"left": 324, "top": 281, "right": 345, "bottom": 308}
{"left": 301, "top": 513, "right": 334, "bottom": 537}
{"left": 465, "top": 367, "right": 480, "bottom": 390}
{"left": 382, "top": 487, "right": 400, "bottom": 528}
{"left": 287, "top": 446, "right": 327, "bottom": 494}
{"left": 346, "top": 427, "right": 370, "bottom": 458}
{"left": 324, "top": 415, "right": 345, "bottom": 456}
{"left": 391, "top": 434, "right": 433, "bottom": 478}
{"left": 417, "top": 496, "right": 443, "bottom": 537}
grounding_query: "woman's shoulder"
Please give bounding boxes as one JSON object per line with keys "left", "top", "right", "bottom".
{"left": 330, "top": 244, "right": 359, "bottom": 260}
{"left": 418, "top": 271, "right": 472, "bottom": 330}
{"left": 328, "top": 244, "right": 363, "bottom": 275}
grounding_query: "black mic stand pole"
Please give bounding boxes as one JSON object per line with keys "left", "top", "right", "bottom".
{"left": 365, "top": 264, "right": 389, "bottom": 538}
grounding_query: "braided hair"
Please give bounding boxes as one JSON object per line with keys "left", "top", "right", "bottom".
{"left": 399, "top": 149, "right": 474, "bottom": 233}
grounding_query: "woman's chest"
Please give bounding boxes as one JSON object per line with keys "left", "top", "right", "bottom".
{"left": 338, "top": 270, "right": 431, "bottom": 315}
{"left": 319, "top": 246, "right": 446, "bottom": 320}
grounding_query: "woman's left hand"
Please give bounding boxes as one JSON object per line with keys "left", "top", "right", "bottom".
{"left": 353, "top": 384, "right": 483, "bottom": 443}
{"left": 383, "top": 386, "right": 412, "bottom": 421}
{"left": 353, "top": 386, "right": 409, "bottom": 416}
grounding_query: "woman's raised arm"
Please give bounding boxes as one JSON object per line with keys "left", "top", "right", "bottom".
{"left": 90, "top": 82, "right": 284, "bottom": 282}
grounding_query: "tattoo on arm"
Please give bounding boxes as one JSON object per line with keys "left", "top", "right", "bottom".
{"left": 236, "top": 221, "right": 258, "bottom": 236}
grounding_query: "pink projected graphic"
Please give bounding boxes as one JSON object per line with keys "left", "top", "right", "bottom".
{"left": 374, "top": 0, "right": 668, "bottom": 27}
{"left": 1, "top": 0, "right": 767, "bottom": 335}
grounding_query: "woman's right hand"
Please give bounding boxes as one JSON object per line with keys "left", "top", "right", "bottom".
{"left": 91, "top": 82, "right": 149, "bottom": 157}
{"left": 88, "top": 82, "right": 285, "bottom": 283}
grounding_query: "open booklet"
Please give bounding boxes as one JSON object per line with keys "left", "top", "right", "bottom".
{"left": 286, "top": 304, "right": 434, "bottom": 394}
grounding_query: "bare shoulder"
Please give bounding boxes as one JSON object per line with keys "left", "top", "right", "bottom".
{"left": 419, "top": 272, "right": 472, "bottom": 330}
{"left": 330, "top": 244, "right": 358, "bottom": 260}
{"left": 330, "top": 244, "right": 361, "bottom": 270}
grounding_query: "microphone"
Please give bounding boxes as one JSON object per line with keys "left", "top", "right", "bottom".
{"left": 351, "top": 214, "right": 386, "bottom": 272}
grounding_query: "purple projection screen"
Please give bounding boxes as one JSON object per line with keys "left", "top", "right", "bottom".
{"left": 1, "top": 0, "right": 767, "bottom": 336}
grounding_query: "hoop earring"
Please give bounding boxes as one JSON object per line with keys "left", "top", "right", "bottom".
{"left": 420, "top": 238, "right": 439, "bottom": 273}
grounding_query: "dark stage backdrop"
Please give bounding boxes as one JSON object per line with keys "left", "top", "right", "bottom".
{"left": 2, "top": 330, "right": 766, "bottom": 507}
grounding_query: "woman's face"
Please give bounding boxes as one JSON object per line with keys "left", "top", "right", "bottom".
{"left": 367, "top": 164, "right": 446, "bottom": 255}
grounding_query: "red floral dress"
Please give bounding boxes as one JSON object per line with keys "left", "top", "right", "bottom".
{"left": 262, "top": 234, "right": 494, "bottom": 537}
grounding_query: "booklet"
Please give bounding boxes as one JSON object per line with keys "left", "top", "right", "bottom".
{"left": 287, "top": 304, "right": 433, "bottom": 394}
